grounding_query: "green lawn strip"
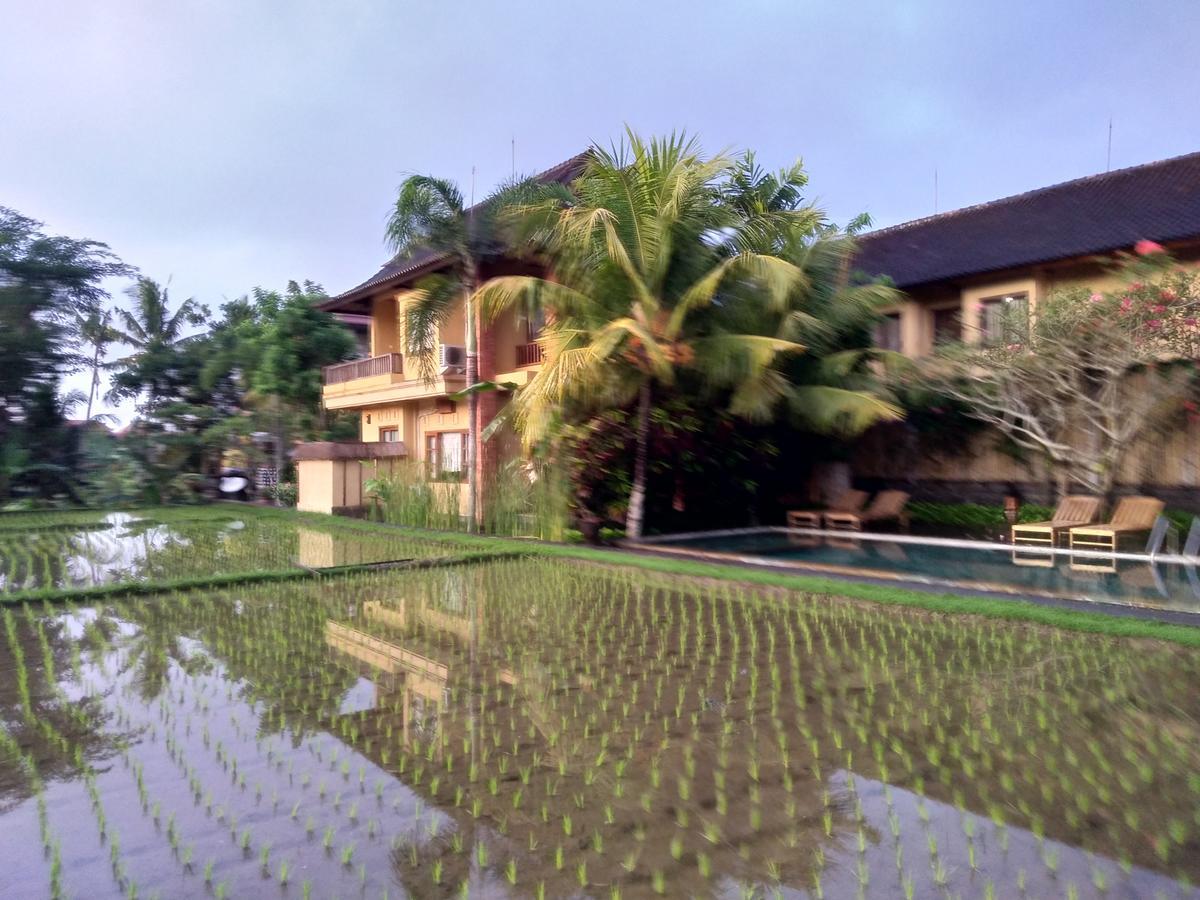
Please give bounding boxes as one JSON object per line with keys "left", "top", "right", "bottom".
{"left": 293, "top": 513, "right": 1200, "bottom": 648}
{"left": 0, "top": 550, "right": 521, "bottom": 606}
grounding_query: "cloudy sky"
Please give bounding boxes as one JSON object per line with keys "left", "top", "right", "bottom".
{"left": 4, "top": 0, "right": 1199, "bottom": 422}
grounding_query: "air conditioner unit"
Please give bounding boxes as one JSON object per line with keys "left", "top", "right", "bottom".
{"left": 439, "top": 344, "right": 466, "bottom": 373}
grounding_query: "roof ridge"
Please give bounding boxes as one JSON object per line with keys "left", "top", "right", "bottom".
{"left": 861, "top": 149, "right": 1200, "bottom": 241}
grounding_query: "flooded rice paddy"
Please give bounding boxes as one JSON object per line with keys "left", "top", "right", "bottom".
{"left": 0, "top": 508, "right": 453, "bottom": 594}
{"left": 2, "top": 547, "right": 1199, "bottom": 899}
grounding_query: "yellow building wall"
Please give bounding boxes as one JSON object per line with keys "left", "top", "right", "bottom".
{"left": 439, "top": 300, "right": 467, "bottom": 346}
{"left": 492, "top": 308, "right": 523, "bottom": 375}
{"left": 371, "top": 296, "right": 400, "bottom": 355}
{"left": 359, "top": 399, "right": 469, "bottom": 446}
{"left": 297, "top": 459, "right": 335, "bottom": 513}
{"left": 959, "top": 277, "right": 1040, "bottom": 345}
{"left": 297, "top": 457, "right": 407, "bottom": 514}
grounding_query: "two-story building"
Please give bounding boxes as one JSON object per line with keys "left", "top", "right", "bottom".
{"left": 851, "top": 150, "right": 1200, "bottom": 505}
{"left": 300, "top": 148, "right": 1200, "bottom": 518}
{"left": 296, "top": 153, "right": 587, "bottom": 516}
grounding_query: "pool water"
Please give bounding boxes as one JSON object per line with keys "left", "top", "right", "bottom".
{"left": 646, "top": 528, "right": 1200, "bottom": 611}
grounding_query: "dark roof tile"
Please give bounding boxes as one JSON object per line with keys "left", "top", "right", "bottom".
{"left": 855, "top": 151, "right": 1200, "bottom": 289}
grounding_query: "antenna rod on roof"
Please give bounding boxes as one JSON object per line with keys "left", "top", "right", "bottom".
{"left": 934, "top": 167, "right": 938, "bottom": 215}
{"left": 1107, "top": 118, "right": 1113, "bottom": 172}
{"left": 470, "top": 166, "right": 476, "bottom": 207}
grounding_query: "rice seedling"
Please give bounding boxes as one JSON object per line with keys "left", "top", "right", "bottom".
{"left": 4, "top": 529, "right": 1200, "bottom": 898}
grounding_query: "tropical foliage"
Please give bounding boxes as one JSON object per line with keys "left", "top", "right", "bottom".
{"left": 0, "top": 207, "right": 131, "bottom": 501}
{"left": 107, "top": 277, "right": 208, "bottom": 418}
{"left": 477, "top": 131, "right": 901, "bottom": 536}
{"left": 0, "top": 202, "right": 359, "bottom": 507}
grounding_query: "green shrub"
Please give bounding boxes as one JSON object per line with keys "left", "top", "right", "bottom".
{"left": 266, "top": 483, "right": 298, "bottom": 507}
{"left": 908, "top": 501, "right": 1054, "bottom": 532}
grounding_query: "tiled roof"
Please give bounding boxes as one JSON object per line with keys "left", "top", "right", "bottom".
{"left": 854, "top": 151, "right": 1200, "bottom": 289}
{"left": 323, "top": 151, "right": 590, "bottom": 310}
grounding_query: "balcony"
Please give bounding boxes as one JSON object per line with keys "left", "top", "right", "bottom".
{"left": 516, "top": 342, "right": 544, "bottom": 368}
{"left": 323, "top": 353, "right": 404, "bottom": 385}
{"left": 321, "top": 350, "right": 466, "bottom": 411}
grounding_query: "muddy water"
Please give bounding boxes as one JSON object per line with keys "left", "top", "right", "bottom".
{"left": 1, "top": 557, "right": 1199, "bottom": 898}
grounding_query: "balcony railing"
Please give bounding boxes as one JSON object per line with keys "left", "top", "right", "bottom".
{"left": 516, "top": 342, "right": 544, "bottom": 367}
{"left": 323, "top": 352, "right": 403, "bottom": 385}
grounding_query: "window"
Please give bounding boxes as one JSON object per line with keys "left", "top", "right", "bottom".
{"left": 932, "top": 307, "right": 962, "bottom": 345}
{"left": 425, "top": 431, "right": 469, "bottom": 481}
{"left": 378, "top": 427, "right": 400, "bottom": 443}
{"left": 979, "top": 293, "right": 1029, "bottom": 346}
{"left": 873, "top": 313, "right": 902, "bottom": 352}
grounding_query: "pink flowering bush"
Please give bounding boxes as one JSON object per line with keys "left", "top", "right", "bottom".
{"left": 919, "top": 251, "right": 1200, "bottom": 494}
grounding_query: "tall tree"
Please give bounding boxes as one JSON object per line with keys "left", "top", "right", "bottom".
{"left": 478, "top": 134, "right": 902, "bottom": 537}
{"left": 0, "top": 206, "right": 129, "bottom": 500}
{"left": 108, "top": 277, "right": 207, "bottom": 419}
{"left": 476, "top": 131, "right": 821, "bottom": 538}
{"left": 237, "top": 281, "right": 356, "bottom": 488}
{"left": 385, "top": 175, "right": 487, "bottom": 528}
{"left": 0, "top": 209, "right": 129, "bottom": 407}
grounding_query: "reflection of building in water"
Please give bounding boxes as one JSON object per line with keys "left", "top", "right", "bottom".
{"left": 298, "top": 528, "right": 351, "bottom": 568}
{"left": 325, "top": 618, "right": 449, "bottom": 749}
{"left": 323, "top": 575, "right": 518, "bottom": 751}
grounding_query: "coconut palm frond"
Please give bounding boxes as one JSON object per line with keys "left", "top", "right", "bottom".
{"left": 789, "top": 385, "right": 903, "bottom": 436}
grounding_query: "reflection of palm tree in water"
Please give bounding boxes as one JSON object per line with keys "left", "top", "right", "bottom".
{"left": 115, "top": 599, "right": 186, "bottom": 702}
{"left": 0, "top": 612, "right": 131, "bottom": 812}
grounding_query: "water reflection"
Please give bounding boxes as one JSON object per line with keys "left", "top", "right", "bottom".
{"left": 0, "top": 512, "right": 449, "bottom": 593}
{"left": 3, "top": 558, "right": 1199, "bottom": 898}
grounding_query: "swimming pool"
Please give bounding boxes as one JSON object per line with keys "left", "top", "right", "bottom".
{"left": 637, "top": 527, "right": 1200, "bottom": 613}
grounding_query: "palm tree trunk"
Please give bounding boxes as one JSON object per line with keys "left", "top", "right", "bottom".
{"left": 464, "top": 263, "right": 479, "bottom": 532}
{"left": 86, "top": 342, "right": 101, "bottom": 421}
{"left": 626, "top": 382, "right": 653, "bottom": 540}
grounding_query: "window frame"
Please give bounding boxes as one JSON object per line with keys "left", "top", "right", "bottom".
{"left": 978, "top": 293, "right": 1030, "bottom": 347}
{"left": 425, "top": 430, "right": 470, "bottom": 482}
{"left": 874, "top": 312, "right": 903, "bottom": 353}
{"left": 931, "top": 305, "right": 962, "bottom": 346}
{"left": 378, "top": 426, "right": 400, "bottom": 443}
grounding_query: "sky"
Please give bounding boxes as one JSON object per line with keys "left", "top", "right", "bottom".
{"left": 3, "top": 0, "right": 1199, "bottom": 423}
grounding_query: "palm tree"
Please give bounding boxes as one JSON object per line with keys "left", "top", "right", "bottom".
{"left": 74, "top": 304, "right": 118, "bottom": 420}
{"left": 385, "top": 176, "right": 484, "bottom": 527}
{"left": 475, "top": 131, "right": 817, "bottom": 539}
{"left": 385, "top": 173, "right": 571, "bottom": 529}
{"left": 721, "top": 153, "right": 903, "bottom": 436}
{"left": 108, "top": 277, "right": 206, "bottom": 419}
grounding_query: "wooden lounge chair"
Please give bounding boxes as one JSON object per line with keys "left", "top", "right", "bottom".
{"left": 1011, "top": 495, "right": 1102, "bottom": 548}
{"left": 1068, "top": 496, "right": 1164, "bottom": 554}
{"left": 824, "top": 490, "right": 910, "bottom": 532}
{"left": 786, "top": 488, "right": 869, "bottom": 529}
